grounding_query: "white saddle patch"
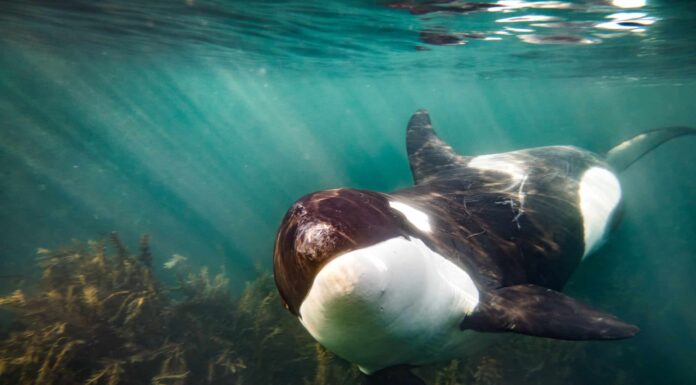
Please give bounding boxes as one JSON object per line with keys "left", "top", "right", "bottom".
{"left": 469, "top": 153, "right": 527, "bottom": 187}
{"left": 298, "top": 237, "right": 479, "bottom": 374}
{"left": 578, "top": 167, "right": 622, "bottom": 258}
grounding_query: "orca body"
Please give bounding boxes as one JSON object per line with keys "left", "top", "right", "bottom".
{"left": 273, "top": 110, "right": 695, "bottom": 383}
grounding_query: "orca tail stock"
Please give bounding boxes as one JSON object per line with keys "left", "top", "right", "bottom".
{"left": 605, "top": 126, "right": 696, "bottom": 172}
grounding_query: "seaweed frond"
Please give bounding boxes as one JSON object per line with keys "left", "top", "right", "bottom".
{"left": 0, "top": 235, "right": 334, "bottom": 385}
{"left": 472, "top": 356, "right": 502, "bottom": 385}
{"left": 139, "top": 234, "right": 152, "bottom": 268}
{"left": 0, "top": 290, "right": 25, "bottom": 307}
{"left": 110, "top": 232, "right": 129, "bottom": 261}
{"left": 84, "top": 361, "right": 123, "bottom": 385}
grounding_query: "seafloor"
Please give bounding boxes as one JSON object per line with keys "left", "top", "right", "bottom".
{"left": 0, "top": 234, "right": 645, "bottom": 385}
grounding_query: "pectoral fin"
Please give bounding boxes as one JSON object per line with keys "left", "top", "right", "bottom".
{"left": 462, "top": 284, "right": 638, "bottom": 340}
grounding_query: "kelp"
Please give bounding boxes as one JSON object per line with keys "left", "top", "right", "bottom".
{"left": 0, "top": 235, "right": 639, "bottom": 385}
{"left": 0, "top": 235, "right": 356, "bottom": 385}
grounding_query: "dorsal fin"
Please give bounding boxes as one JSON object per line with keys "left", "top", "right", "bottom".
{"left": 605, "top": 126, "right": 696, "bottom": 172}
{"left": 406, "top": 109, "right": 465, "bottom": 184}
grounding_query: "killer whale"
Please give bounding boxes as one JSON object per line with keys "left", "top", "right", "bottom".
{"left": 273, "top": 109, "right": 695, "bottom": 384}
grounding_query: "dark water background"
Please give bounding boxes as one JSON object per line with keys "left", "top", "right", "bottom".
{"left": 1, "top": 0, "right": 695, "bottom": 383}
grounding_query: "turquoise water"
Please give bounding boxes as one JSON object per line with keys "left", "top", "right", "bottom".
{"left": 1, "top": 0, "right": 695, "bottom": 384}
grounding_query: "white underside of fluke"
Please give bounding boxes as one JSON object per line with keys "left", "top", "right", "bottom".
{"left": 578, "top": 167, "right": 622, "bottom": 258}
{"left": 298, "top": 237, "right": 480, "bottom": 374}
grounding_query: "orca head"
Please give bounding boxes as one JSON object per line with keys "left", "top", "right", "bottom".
{"left": 273, "top": 188, "right": 411, "bottom": 316}
{"left": 273, "top": 188, "right": 481, "bottom": 371}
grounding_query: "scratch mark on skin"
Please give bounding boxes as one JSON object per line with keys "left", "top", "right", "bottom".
{"left": 460, "top": 197, "right": 481, "bottom": 215}
{"left": 495, "top": 174, "right": 528, "bottom": 229}
{"left": 513, "top": 174, "right": 529, "bottom": 228}
{"left": 465, "top": 229, "right": 487, "bottom": 240}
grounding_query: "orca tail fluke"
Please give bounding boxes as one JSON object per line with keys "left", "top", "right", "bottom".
{"left": 605, "top": 126, "right": 696, "bottom": 172}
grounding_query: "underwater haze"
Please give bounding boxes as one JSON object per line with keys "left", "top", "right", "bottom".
{"left": 1, "top": 0, "right": 695, "bottom": 384}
